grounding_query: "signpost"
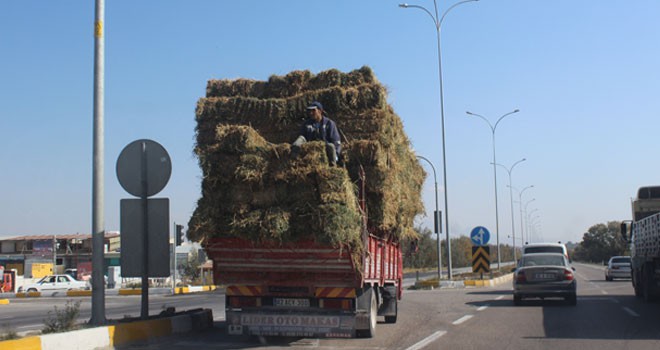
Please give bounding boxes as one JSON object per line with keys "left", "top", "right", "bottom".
{"left": 116, "top": 139, "right": 171, "bottom": 320}
{"left": 470, "top": 226, "right": 491, "bottom": 276}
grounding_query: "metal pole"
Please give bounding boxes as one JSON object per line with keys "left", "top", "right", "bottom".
{"left": 90, "top": 0, "right": 106, "bottom": 326}
{"left": 515, "top": 185, "right": 533, "bottom": 245}
{"left": 495, "top": 159, "right": 525, "bottom": 263}
{"left": 417, "top": 156, "right": 441, "bottom": 280}
{"left": 466, "top": 109, "right": 519, "bottom": 270}
{"left": 52, "top": 235, "right": 56, "bottom": 274}
{"left": 172, "top": 222, "right": 176, "bottom": 295}
{"left": 399, "top": 0, "right": 478, "bottom": 281}
{"left": 140, "top": 141, "right": 149, "bottom": 320}
{"left": 491, "top": 132, "right": 500, "bottom": 269}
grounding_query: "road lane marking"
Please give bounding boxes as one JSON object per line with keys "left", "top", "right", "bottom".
{"left": 622, "top": 307, "right": 640, "bottom": 317}
{"left": 452, "top": 315, "right": 473, "bottom": 325}
{"left": 601, "top": 290, "right": 608, "bottom": 295}
{"left": 495, "top": 295, "right": 504, "bottom": 300}
{"left": 405, "top": 330, "right": 447, "bottom": 350}
{"left": 477, "top": 305, "right": 488, "bottom": 311}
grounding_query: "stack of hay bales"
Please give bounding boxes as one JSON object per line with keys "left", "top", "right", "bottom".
{"left": 188, "top": 66, "right": 425, "bottom": 254}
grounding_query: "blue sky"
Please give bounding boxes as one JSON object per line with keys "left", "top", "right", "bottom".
{"left": 2, "top": 1, "right": 660, "bottom": 248}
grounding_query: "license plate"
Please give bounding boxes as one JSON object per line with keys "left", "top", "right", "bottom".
{"left": 535, "top": 273, "right": 554, "bottom": 279}
{"left": 274, "top": 298, "right": 310, "bottom": 308}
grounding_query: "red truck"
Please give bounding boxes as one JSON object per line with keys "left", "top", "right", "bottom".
{"left": 204, "top": 175, "right": 402, "bottom": 338}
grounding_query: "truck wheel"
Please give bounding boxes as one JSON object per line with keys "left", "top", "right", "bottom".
{"left": 642, "top": 264, "right": 656, "bottom": 302}
{"left": 633, "top": 270, "right": 642, "bottom": 297}
{"left": 384, "top": 297, "right": 397, "bottom": 324}
{"left": 356, "top": 287, "right": 377, "bottom": 338}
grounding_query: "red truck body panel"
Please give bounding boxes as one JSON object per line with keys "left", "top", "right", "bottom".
{"left": 206, "top": 234, "right": 402, "bottom": 296}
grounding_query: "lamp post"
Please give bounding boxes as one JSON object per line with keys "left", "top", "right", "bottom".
{"left": 509, "top": 184, "right": 534, "bottom": 246}
{"left": 523, "top": 198, "right": 535, "bottom": 244}
{"left": 399, "top": 0, "right": 478, "bottom": 279}
{"left": 526, "top": 207, "right": 539, "bottom": 243}
{"left": 417, "top": 155, "right": 442, "bottom": 280}
{"left": 466, "top": 109, "right": 519, "bottom": 269}
{"left": 494, "top": 158, "right": 525, "bottom": 262}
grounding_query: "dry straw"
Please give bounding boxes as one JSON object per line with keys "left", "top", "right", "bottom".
{"left": 189, "top": 66, "right": 425, "bottom": 264}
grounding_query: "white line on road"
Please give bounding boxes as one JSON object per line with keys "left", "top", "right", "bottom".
{"left": 477, "top": 305, "right": 488, "bottom": 311}
{"left": 496, "top": 295, "right": 504, "bottom": 300}
{"left": 405, "top": 330, "right": 447, "bottom": 350}
{"left": 452, "top": 315, "right": 473, "bottom": 325}
{"left": 601, "top": 290, "right": 608, "bottom": 295}
{"left": 622, "top": 307, "right": 640, "bottom": 317}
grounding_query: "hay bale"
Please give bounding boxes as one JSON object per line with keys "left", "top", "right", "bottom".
{"left": 189, "top": 66, "right": 425, "bottom": 249}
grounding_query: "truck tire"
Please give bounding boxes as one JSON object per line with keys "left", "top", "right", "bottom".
{"left": 633, "top": 269, "right": 642, "bottom": 297}
{"left": 356, "top": 287, "right": 377, "bottom": 338}
{"left": 384, "top": 298, "right": 397, "bottom": 324}
{"left": 642, "top": 264, "right": 656, "bottom": 302}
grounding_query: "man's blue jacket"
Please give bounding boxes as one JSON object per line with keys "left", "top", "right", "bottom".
{"left": 299, "top": 116, "right": 341, "bottom": 154}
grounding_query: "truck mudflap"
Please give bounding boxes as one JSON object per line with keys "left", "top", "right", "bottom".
{"left": 227, "top": 312, "right": 356, "bottom": 338}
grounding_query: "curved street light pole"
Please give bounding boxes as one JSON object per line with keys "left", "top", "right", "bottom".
{"left": 526, "top": 208, "right": 539, "bottom": 243}
{"left": 517, "top": 185, "right": 534, "bottom": 244}
{"left": 417, "top": 155, "right": 442, "bottom": 280}
{"left": 523, "top": 198, "right": 536, "bottom": 243}
{"left": 466, "top": 109, "right": 519, "bottom": 269}
{"left": 399, "top": 0, "right": 478, "bottom": 280}
{"left": 494, "top": 158, "right": 526, "bottom": 261}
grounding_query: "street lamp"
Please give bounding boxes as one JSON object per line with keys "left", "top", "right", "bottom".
{"left": 417, "top": 155, "right": 442, "bottom": 280}
{"left": 509, "top": 184, "right": 533, "bottom": 248}
{"left": 527, "top": 211, "right": 540, "bottom": 242}
{"left": 523, "top": 198, "right": 536, "bottom": 243}
{"left": 466, "top": 109, "right": 520, "bottom": 269}
{"left": 494, "top": 158, "right": 526, "bottom": 262}
{"left": 399, "top": 0, "right": 478, "bottom": 279}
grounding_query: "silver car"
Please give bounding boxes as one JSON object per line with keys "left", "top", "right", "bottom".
{"left": 605, "top": 256, "right": 631, "bottom": 281}
{"left": 513, "top": 253, "right": 577, "bottom": 306}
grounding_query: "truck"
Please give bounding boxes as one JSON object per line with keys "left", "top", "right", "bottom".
{"left": 204, "top": 171, "right": 402, "bottom": 338}
{"left": 192, "top": 67, "right": 422, "bottom": 338}
{"left": 621, "top": 185, "right": 660, "bottom": 301}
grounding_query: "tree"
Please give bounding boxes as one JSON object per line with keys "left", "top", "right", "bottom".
{"left": 180, "top": 249, "right": 202, "bottom": 284}
{"left": 402, "top": 226, "right": 437, "bottom": 269}
{"left": 573, "top": 221, "right": 628, "bottom": 263}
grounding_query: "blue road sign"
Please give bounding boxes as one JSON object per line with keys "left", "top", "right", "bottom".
{"left": 470, "top": 226, "right": 491, "bottom": 246}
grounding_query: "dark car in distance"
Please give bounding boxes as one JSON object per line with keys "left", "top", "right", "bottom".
{"left": 513, "top": 253, "right": 577, "bottom": 306}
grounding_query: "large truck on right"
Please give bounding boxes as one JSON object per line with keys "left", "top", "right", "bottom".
{"left": 621, "top": 186, "right": 660, "bottom": 301}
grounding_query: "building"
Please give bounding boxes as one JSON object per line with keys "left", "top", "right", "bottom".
{"left": 0, "top": 232, "right": 120, "bottom": 278}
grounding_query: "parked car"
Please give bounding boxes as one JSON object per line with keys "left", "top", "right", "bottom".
{"left": 605, "top": 256, "right": 631, "bottom": 281}
{"left": 18, "top": 274, "right": 88, "bottom": 293}
{"left": 513, "top": 253, "right": 577, "bottom": 306}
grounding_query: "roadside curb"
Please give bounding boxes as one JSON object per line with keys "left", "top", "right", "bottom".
{"left": 463, "top": 273, "right": 513, "bottom": 287}
{"left": 0, "top": 299, "right": 9, "bottom": 305}
{"left": 4, "top": 285, "right": 217, "bottom": 299}
{"left": 0, "top": 308, "right": 213, "bottom": 350}
{"left": 411, "top": 275, "right": 512, "bottom": 290}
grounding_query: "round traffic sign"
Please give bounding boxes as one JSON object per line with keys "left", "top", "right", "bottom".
{"left": 116, "top": 139, "right": 171, "bottom": 197}
{"left": 470, "top": 226, "right": 490, "bottom": 246}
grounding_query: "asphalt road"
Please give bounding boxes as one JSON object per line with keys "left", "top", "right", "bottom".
{"left": 99, "top": 262, "right": 660, "bottom": 350}
{"left": 5, "top": 263, "right": 660, "bottom": 350}
{"left": 0, "top": 292, "right": 227, "bottom": 335}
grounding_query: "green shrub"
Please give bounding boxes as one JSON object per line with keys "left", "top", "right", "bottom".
{"left": 42, "top": 300, "right": 81, "bottom": 334}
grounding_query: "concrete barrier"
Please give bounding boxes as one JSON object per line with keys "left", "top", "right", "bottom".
{"left": 464, "top": 273, "right": 513, "bottom": 287}
{"left": 0, "top": 309, "right": 213, "bottom": 350}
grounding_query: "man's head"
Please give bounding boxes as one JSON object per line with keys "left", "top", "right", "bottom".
{"left": 306, "top": 101, "right": 323, "bottom": 122}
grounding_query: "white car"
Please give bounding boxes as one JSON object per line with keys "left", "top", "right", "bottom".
{"left": 18, "top": 274, "right": 88, "bottom": 293}
{"left": 605, "top": 256, "right": 631, "bottom": 281}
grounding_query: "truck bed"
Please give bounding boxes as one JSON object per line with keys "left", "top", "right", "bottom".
{"left": 205, "top": 234, "right": 401, "bottom": 296}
